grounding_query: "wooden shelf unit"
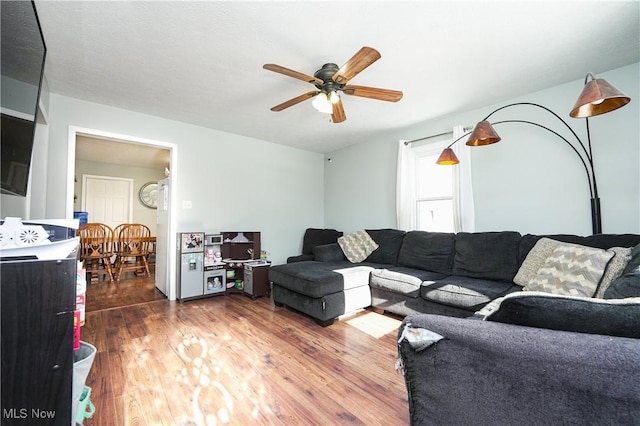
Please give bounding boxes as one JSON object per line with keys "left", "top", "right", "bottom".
{"left": 221, "top": 232, "right": 260, "bottom": 293}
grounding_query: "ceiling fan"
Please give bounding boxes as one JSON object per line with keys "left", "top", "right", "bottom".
{"left": 263, "top": 46, "right": 403, "bottom": 123}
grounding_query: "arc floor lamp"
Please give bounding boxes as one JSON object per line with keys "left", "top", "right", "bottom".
{"left": 436, "top": 72, "right": 631, "bottom": 235}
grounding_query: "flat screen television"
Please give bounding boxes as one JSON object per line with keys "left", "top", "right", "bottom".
{"left": 1, "top": 0, "right": 47, "bottom": 196}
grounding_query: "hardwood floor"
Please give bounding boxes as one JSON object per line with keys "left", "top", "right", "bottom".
{"left": 82, "top": 276, "right": 410, "bottom": 425}
{"left": 85, "top": 273, "right": 166, "bottom": 312}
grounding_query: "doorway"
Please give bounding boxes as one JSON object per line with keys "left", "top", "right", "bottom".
{"left": 66, "top": 126, "right": 178, "bottom": 301}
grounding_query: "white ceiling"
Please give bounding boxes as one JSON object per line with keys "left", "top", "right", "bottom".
{"left": 36, "top": 1, "right": 640, "bottom": 155}
{"left": 75, "top": 135, "right": 170, "bottom": 169}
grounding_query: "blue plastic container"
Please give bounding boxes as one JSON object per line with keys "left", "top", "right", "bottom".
{"left": 73, "top": 211, "right": 88, "bottom": 226}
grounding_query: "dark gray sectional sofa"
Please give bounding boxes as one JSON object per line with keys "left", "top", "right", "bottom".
{"left": 269, "top": 228, "right": 640, "bottom": 325}
{"left": 272, "top": 228, "right": 640, "bottom": 424}
{"left": 397, "top": 305, "right": 640, "bottom": 425}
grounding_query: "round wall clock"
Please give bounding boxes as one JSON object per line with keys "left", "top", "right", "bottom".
{"left": 139, "top": 182, "right": 158, "bottom": 209}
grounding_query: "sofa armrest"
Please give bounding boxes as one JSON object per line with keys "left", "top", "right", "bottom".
{"left": 313, "top": 243, "right": 346, "bottom": 262}
{"left": 481, "top": 291, "right": 640, "bottom": 338}
{"left": 301, "top": 228, "right": 343, "bottom": 255}
{"left": 397, "top": 314, "right": 640, "bottom": 426}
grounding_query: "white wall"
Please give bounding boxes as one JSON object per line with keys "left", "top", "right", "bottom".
{"left": 45, "top": 94, "right": 325, "bottom": 266}
{"left": 325, "top": 63, "right": 640, "bottom": 236}
{"left": 325, "top": 136, "right": 398, "bottom": 233}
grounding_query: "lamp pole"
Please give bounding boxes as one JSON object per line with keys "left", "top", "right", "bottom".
{"left": 483, "top": 103, "right": 601, "bottom": 235}
{"left": 440, "top": 102, "right": 602, "bottom": 234}
{"left": 436, "top": 73, "right": 629, "bottom": 236}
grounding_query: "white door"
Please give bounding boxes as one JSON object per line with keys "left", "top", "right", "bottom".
{"left": 155, "top": 178, "right": 170, "bottom": 295}
{"left": 82, "top": 175, "right": 133, "bottom": 229}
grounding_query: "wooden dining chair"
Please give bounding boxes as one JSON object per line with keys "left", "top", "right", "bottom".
{"left": 146, "top": 237, "right": 157, "bottom": 270}
{"left": 111, "top": 223, "right": 127, "bottom": 270}
{"left": 78, "top": 223, "right": 115, "bottom": 282}
{"left": 114, "top": 223, "right": 152, "bottom": 281}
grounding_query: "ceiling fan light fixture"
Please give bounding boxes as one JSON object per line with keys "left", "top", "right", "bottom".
{"left": 264, "top": 46, "right": 402, "bottom": 123}
{"left": 312, "top": 92, "right": 333, "bottom": 114}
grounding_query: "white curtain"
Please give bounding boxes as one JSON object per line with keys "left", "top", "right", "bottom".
{"left": 396, "top": 126, "right": 476, "bottom": 232}
{"left": 452, "top": 125, "right": 475, "bottom": 232}
{"left": 396, "top": 139, "right": 416, "bottom": 231}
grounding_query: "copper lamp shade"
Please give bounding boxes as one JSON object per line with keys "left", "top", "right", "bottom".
{"left": 436, "top": 148, "right": 459, "bottom": 165}
{"left": 465, "top": 121, "right": 502, "bottom": 146}
{"left": 570, "top": 77, "right": 630, "bottom": 118}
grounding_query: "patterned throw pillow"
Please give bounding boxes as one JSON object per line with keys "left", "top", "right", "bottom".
{"left": 524, "top": 243, "right": 614, "bottom": 297}
{"left": 338, "top": 230, "right": 379, "bottom": 263}
{"left": 513, "top": 238, "right": 562, "bottom": 286}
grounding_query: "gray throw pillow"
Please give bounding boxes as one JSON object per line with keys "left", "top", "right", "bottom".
{"left": 513, "top": 237, "right": 561, "bottom": 287}
{"left": 338, "top": 230, "right": 379, "bottom": 263}
{"left": 594, "top": 247, "right": 632, "bottom": 298}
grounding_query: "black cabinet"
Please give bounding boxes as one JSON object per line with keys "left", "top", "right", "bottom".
{"left": 1, "top": 251, "right": 77, "bottom": 425}
{"left": 244, "top": 262, "right": 271, "bottom": 299}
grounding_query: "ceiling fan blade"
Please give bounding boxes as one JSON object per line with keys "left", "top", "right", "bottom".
{"left": 270, "top": 91, "right": 319, "bottom": 111}
{"left": 263, "top": 63, "right": 323, "bottom": 85}
{"left": 332, "top": 46, "right": 381, "bottom": 84}
{"left": 331, "top": 98, "right": 346, "bottom": 123}
{"left": 342, "top": 85, "right": 403, "bottom": 102}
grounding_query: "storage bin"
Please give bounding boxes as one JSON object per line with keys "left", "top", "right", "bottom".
{"left": 72, "top": 341, "right": 96, "bottom": 423}
{"left": 73, "top": 211, "right": 88, "bottom": 226}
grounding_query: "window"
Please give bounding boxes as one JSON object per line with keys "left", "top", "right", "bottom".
{"left": 414, "top": 146, "right": 455, "bottom": 232}
{"left": 396, "top": 125, "right": 475, "bottom": 233}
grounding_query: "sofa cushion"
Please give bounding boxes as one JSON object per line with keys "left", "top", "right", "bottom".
{"left": 524, "top": 242, "right": 614, "bottom": 297}
{"left": 519, "top": 233, "right": 640, "bottom": 262}
{"left": 519, "top": 234, "right": 586, "bottom": 262}
{"left": 364, "top": 229, "right": 406, "bottom": 265}
{"left": 269, "top": 261, "right": 373, "bottom": 298}
{"left": 397, "top": 231, "right": 455, "bottom": 275}
{"left": 604, "top": 243, "right": 640, "bottom": 299}
{"left": 369, "top": 267, "right": 447, "bottom": 298}
{"left": 581, "top": 234, "right": 640, "bottom": 250}
{"left": 605, "top": 271, "right": 640, "bottom": 299}
{"left": 338, "top": 230, "right": 379, "bottom": 263}
{"left": 421, "top": 276, "right": 520, "bottom": 311}
{"left": 452, "top": 232, "right": 521, "bottom": 282}
{"left": 302, "top": 228, "right": 343, "bottom": 255}
{"left": 483, "top": 291, "right": 640, "bottom": 338}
